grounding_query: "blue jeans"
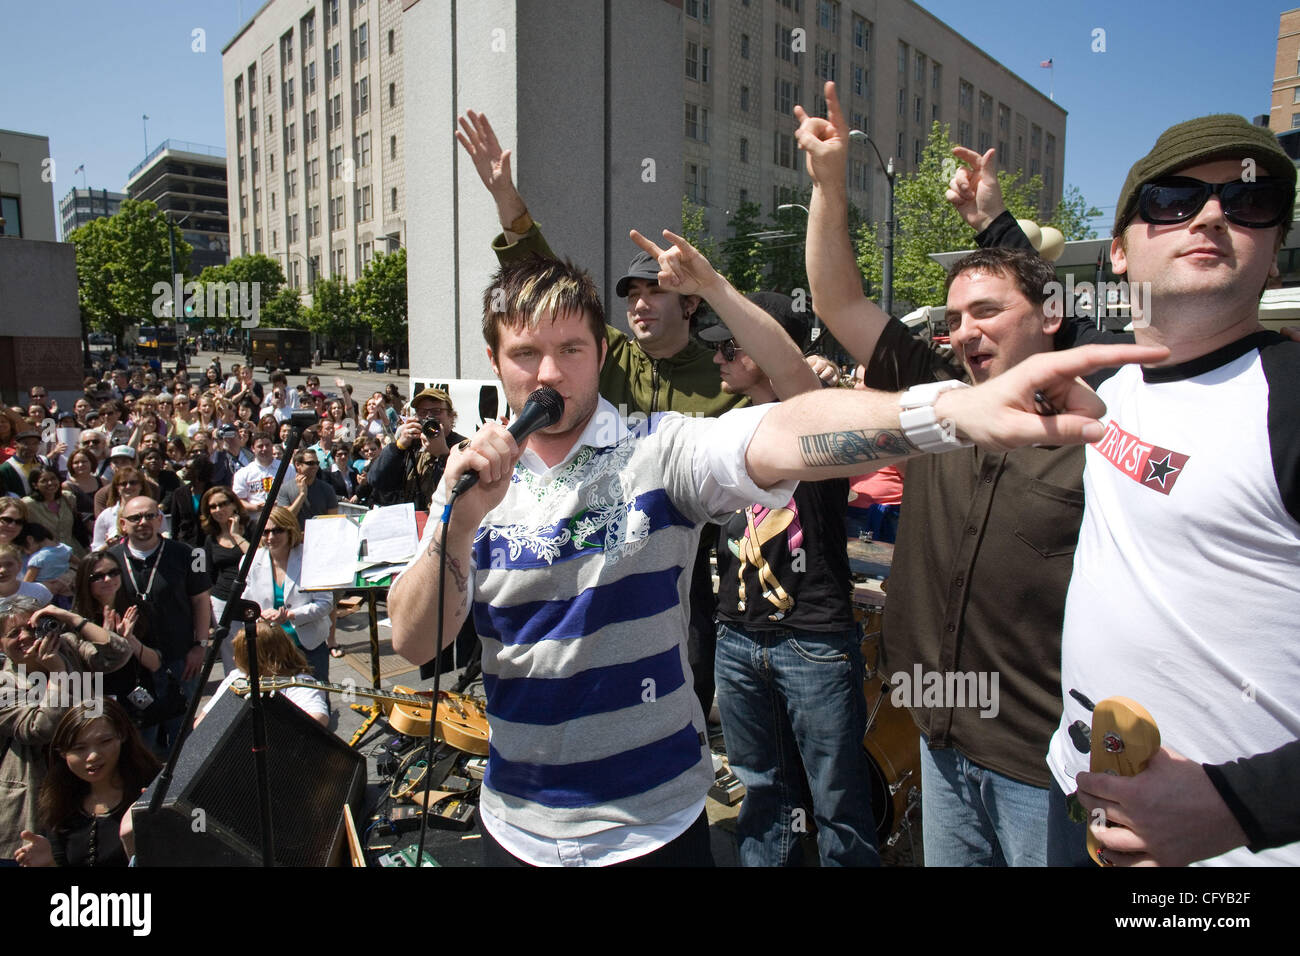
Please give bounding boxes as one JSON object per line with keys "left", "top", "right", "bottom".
{"left": 918, "top": 738, "right": 1048, "bottom": 866}
{"left": 714, "top": 622, "right": 880, "bottom": 867}
{"left": 1046, "top": 781, "right": 1092, "bottom": 867}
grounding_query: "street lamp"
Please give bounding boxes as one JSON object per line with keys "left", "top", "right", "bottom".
{"left": 165, "top": 211, "right": 192, "bottom": 321}
{"left": 849, "top": 129, "right": 896, "bottom": 317}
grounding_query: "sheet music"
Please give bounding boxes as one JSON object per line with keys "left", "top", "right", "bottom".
{"left": 359, "top": 503, "right": 418, "bottom": 566}
{"left": 301, "top": 516, "right": 361, "bottom": 589}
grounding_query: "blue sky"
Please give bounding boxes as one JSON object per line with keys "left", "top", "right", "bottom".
{"left": 2, "top": 0, "right": 1287, "bottom": 236}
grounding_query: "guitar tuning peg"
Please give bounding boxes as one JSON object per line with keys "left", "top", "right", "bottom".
{"left": 1069, "top": 688, "right": 1096, "bottom": 713}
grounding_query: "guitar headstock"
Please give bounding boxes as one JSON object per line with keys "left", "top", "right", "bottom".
{"left": 1086, "top": 696, "right": 1160, "bottom": 866}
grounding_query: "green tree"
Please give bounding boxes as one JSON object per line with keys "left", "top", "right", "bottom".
{"left": 858, "top": 122, "right": 1048, "bottom": 312}
{"left": 197, "top": 253, "right": 285, "bottom": 301}
{"left": 1048, "top": 184, "right": 1103, "bottom": 241}
{"left": 720, "top": 201, "right": 768, "bottom": 293}
{"left": 260, "top": 287, "right": 306, "bottom": 328}
{"left": 355, "top": 248, "right": 407, "bottom": 370}
{"left": 68, "top": 198, "right": 191, "bottom": 342}
{"left": 305, "top": 276, "right": 359, "bottom": 361}
{"left": 681, "top": 198, "right": 719, "bottom": 267}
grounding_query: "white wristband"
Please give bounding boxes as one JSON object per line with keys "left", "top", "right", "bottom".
{"left": 899, "top": 380, "right": 974, "bottom": 453}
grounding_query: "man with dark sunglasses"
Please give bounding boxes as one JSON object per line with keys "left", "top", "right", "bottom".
{"left": 110, "top": 496, "right": 212, "bottom": 751}
{"left": 952, "top": 115, "right": 1300, "bottom": 866}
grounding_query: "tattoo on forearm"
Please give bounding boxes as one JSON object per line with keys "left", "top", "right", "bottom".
{"left": 798, "top": 429, "right": 917, "bottom": 467}
{"left": 426, "top": 534, "right": 469, "bottom": 596}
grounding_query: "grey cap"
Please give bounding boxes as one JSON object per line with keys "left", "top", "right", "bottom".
{"left": 698, "top": 292, "right": 811, "bottom": 351}
{"left": 615, "top": 251, "right": 662, "bottom": 298}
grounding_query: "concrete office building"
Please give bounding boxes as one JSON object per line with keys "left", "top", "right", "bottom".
{"left": 59, "top": 187, "right": 126, "bottom": 240}
{"left": 222, "top": 0, "right": 406, "bottom": 300}
{"left": 398, "top": 0, "right": 1062, "bottom": 383}
{"left": 684, "top": 0, "right": 1065, "bottom": 238}
{"left": 1270, "top": 9, "right": 1300, "bottom": 132}
{"left": 0, "top": 130, "right": 80, "bottom": 403}
{"left": 0, "top": 129, "right": 58, "bottom": 241}
{"left": 125, "top": 140, "right": 231, "bottom": 273}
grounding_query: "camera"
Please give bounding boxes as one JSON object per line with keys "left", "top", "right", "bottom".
{"left": 32, "top": 616, "right": 62, "bottom": 640}
{"left": 420, "top": 417, "right": 442, "bottom": 439}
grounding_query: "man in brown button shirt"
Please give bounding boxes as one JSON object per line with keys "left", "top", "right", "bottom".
{"left": 798, "top": 83, "right": 1079, "bottom": 865}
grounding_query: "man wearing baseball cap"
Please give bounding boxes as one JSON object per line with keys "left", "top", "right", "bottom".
{"left": 1038, "top": 115, "right": 1300, "bottom": 867}
{"left": 369, "top": 386, "right": 466, "bottom": 512}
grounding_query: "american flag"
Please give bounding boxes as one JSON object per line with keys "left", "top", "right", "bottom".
{"left": 1040, "top": 58, "right": 1053, "bottom": 68}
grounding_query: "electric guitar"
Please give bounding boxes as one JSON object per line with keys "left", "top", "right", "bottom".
{"left": 1085, "top": 696, "right": 1161, "bottom": 867}
{"left": 231, "top": 677, "right": 490, "bottom": 755}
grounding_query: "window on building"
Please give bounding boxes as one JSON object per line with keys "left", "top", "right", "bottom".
{"left": 740, "top": 85, "right": 750, "bottom": 111}
{"left": 853, "top": 65, "right": 865, "bottom": 96}
{"left": 1031, "top": 124, "right": 1042, "bottom": 148}
{"left": 288, "top": 212, "right": 299, "bottom": 242}
{"left": 853, "top": 14, "right": 869, "bottom": 51}
{"left": 388, "top": 82, "right": 395, "bottom": 107}
{"left": 776, "top": 25, "right": 799, "bottom": 62}
{"left": 330, "top": 194, "right": 344, "bottom": 230}
{"left": 285, "top": 77, "right": 295, "bottom": 110}
{"left": 686, "top": 0, "right": 710, "bottom": 20}
{"left": 307, "top": 110, "right": 318, "bottom": 144}
{"left": 818, "top": 0, "right": 839, "bottom": 33}
{"left": 740, "top": 33, "right": 750, "bottom": 59}
{"left": 959, "top": 80, "right": 973, "bottom": 109}
{"left": 355, "top": 77, "right": 370, "bottom": 115}
{"left": 773, "top": 131, "right": 796, "bottom": 169}
{"left": 329, "top": 93, "right": 342, "bottom": 130}
{"left": 390, "top": 135, "right": 397, "bottom": 160}
{"left": 914, "top": 96, "right": 922, "bottom": 122}
{"left": 357, "top": 131, "right": 371, "bottom": 167}
{"left": 302, "top": 12, "right": 315, "bottom": 48}
{"left": 897, "top": 89, "right": 905, "bottom": 118}
{"left": 281, "top": 33, "right": 294, "bottom": 64}
{"left": 932, "top": 63, "right": 941, "bottom": 91}
{"left": 252, "top": 147, "right": 260, "bottom": 172}
{"left": 287, "top": 169, "right": 298, "bottom": 198}
{"left": 309, "top": 158, "right": 320, "bottom": 190}
{"left": 740, "top": 137, "right": 749, "bottom": 163}
{"left": 914, "top": 140, "right": 921, "bottom": 166}
{"left": 701, "top": 47, "right": 710, "bottom": 83}
{"left": 978, "top": 131, "right": 991, "bottom": 153}
{"left": 816, "top": 46, "right": 838, "bottom": 83}
{"left": 358, "top": 185, "right": 372, "bottom": 221}
{"left": 932, "top": 104, "right": 938, "bottom": 121}
{"left": 305, "top": 61, "right": 316, "bottom": 95}
{"left": 239, "top": 194, "right": 247, "bottom": 217}
{"left": 254, "top": 188, "right": 260, "bottom": 213}
{"left": 237, "top": 117, "right": 245, "bottom": 143}
{"left": 329, "top": 42, "right": 341, "bottom": 79}
{"left": 1046, "top": 133, "right": 1056, "bottom": 157}
{"left": 686, "top": 41, "right": 698, "bottom": 80}
{"left": 897, "top": 131, "right": 904, "bottom": 161}
{"left": 334, "top": 248, "right": 347, "bottom": 276}
{"left": 774, "top": 77, "right": 798, "bottom": 115}
{"left": 388, "top": 29, "right": 394, "bottom": 55}
{"left": 327, "top": 0, "right": 338, "bottom": 29}
{"left": 235, "top": 76, "right": 243, "bottom": 105}
{"left": 309, "top": 255, "right": 320, "bottom": 283}
{"left": 979, "top": 92, "right": 992, "bottom": 121}
{"left": 267, "top": 112, "right": 274, "bottom": 135}
{"left": 355, "top": 22, "right": 369, "bottom": 60}
{"left": 250, "top": 106, "right": 258, "bottom": 132}
{"left": 999, "top": 104, "right": 1010, "bottom": 133}
{"left": 739, "top": 187, "right": 748, "bottom": 205}
{"left": 898, "top": 41, "right": 907, "bottom": 73}
{"left": 285, "top": 122, "right": 296, "bottom": 154}
{"left": 684, "top": 103, "right": 709, "bottom": 142}
{"left": 330, "top": 145, "right": 343, "bottom": 179}
{"left": 391, "top": 186, "right": 398, "bottom": 211}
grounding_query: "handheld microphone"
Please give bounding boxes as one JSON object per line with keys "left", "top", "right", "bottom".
{"left": 451, "top": 386, "right": 564, "bottom": 496}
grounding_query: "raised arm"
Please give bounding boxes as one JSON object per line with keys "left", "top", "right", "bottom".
{"left": 744, "top": 343, "right": 1170, "bottom": 487}
{"left": 794, "top": 82, "right": 892, "bottom": 366}
{"left": 629, "top": 229, "right": 820, "bottom": 399}
{"left": 456, "top": 110, "right": 530, "bottom": 240}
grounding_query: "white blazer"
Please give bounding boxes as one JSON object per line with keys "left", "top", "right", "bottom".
{"left": 244, "top": 547, "right": 334, "bottom": 651}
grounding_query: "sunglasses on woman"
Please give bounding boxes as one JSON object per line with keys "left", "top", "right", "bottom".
{"left": 90, "top": 568, "right": 122, "bottom": 583}
{"left": 1137, "top": 176, "right": 1290, "bottom": 229}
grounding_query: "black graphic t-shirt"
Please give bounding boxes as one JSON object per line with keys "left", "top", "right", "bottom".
{"left": 715, "top": 477, "right": 853, "bottom": 632}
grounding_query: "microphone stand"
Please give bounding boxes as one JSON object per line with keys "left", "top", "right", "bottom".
{"left": 147, "top": 409, "right": 317, "bottom": 868}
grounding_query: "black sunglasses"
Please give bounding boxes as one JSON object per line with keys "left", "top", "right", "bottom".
{"left": 1138, "top": 176, "right": 1290, "bottom": 229}
{"left": 90, "top": 568, "right": 122, "bottom": 583}
{"left": 713, "top": 339, "right": 740, "bottom": 362}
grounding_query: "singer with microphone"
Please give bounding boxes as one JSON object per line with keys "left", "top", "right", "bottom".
{"left": 388, "top": 255, "right": 1164, "bottom": 867}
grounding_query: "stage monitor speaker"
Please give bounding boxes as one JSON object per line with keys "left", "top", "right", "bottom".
{"left": 132, "top": 691, "right": 366, "bottom": 866}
